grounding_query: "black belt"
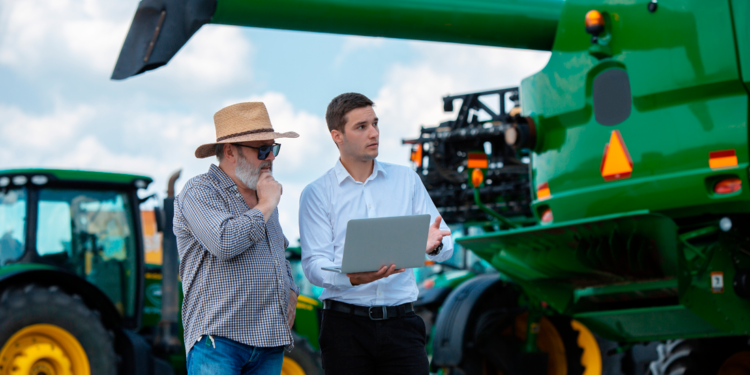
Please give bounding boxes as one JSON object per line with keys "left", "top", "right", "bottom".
{"left": 323, "top": 300, "right": 414, "bottom": 320}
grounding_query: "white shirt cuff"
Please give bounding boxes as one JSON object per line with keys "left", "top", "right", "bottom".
{"left": 333, "top": 272, "right": 354, "bottom": 289}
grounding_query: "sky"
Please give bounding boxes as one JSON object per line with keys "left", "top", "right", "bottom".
{"left": 0, "top": 0, "right": 551, "bottom": 243}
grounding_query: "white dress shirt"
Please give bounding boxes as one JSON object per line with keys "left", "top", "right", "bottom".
{"left": 299, "top": 159, "right": 453, "bottom": 307}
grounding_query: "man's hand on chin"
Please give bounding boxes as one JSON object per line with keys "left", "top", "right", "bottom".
{"left": 287, "top": 293, "right": 297, "bottom": 330}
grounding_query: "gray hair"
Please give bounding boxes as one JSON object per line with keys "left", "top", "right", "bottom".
{"left": 215, "top": 144, "right": 226, "bottom": 161}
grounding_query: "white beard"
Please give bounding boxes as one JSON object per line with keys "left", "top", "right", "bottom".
{"left": 235, "top": 150, "right": 271, "bottom": 190}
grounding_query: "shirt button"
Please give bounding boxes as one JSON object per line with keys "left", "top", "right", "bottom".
{"left": 378, "top": 292, "right": 382, "bottom": 295}
{"left": 368, "top": 205, "right": 372, "bottom": 209}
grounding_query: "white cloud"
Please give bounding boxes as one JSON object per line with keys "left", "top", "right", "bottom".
{"left": 0, "top": 0, "right": 253, "bottom": 88}
{"left": 159, "top": 25, "right": 254, "bottom": 88}
{"left": 0, "top": 104, "right": 94, "bottom": 149}
{"left": 334, "top": 35, "right": 385, "bottom": 66}
{"left": 0, "top": 0, "right": 134, "bottom": 74}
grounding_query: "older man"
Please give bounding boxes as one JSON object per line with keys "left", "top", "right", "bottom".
{"left": 174, "top": 102, "right": 300, "bottom": 374}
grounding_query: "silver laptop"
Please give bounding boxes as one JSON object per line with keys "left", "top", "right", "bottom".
{"left": 321, "top": 214, "right": 431, "bottom": 273}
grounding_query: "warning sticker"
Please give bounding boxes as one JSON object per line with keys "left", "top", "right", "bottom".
{"left": 711, "top": 271, "right": 724, "bottom": 293}
{"left": 600, "top": 130, "right": 633, "bottom": 181}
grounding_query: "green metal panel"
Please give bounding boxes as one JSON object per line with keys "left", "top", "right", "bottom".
{"left": 0, "top": 263, "right": 56, "bottom": 278}
{"left": 458, "top": 211, "right": 677, "bottom": 281}
{"left": 574, "top": 305, "right": 721, "bottom": 342}
{"left": 522, "top": 0, "right": 748, "bottom": 224}
{"left": 432, "top": 270, "right": 476, "bottom": 289}
{"left": 0, "top": 168, "right": 152, "bottom": 186}
{"left": 730, "top": 0, "right": 750, "bottom": 91}
{"left": 211, "top": 0, "right": 562, "bottom": 51}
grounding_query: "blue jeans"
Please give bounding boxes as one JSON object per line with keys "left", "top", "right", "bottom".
{"left": 187, "top": 335, "right": 284, "bottom": 375}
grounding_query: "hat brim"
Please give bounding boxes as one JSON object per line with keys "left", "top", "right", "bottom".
{"left": 195, "top": 131, "right": 300, "bottom": 159}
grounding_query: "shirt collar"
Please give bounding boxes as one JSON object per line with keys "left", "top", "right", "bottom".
{"left": 208, "top": 164, "right": 238, "bottom": 190}
{"left": 333, "top": 159, "right": 387, "bottom": 185}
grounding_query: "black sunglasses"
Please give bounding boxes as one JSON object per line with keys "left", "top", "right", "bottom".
{"left": 232, "top": 143, "right": 281, "bottom": 160}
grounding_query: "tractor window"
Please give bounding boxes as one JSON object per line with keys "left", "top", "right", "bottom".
{"left": 0, "top": 188, "right": 27, "bottom": 265}
{"left": 36, "top": 189, "right": 138, "bottom": 319}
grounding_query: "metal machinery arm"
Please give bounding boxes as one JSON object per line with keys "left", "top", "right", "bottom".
{"left": 112, "top": 0, "right": 563, "bottom": 80}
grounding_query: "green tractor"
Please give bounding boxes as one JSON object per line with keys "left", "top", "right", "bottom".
{"left": 0, "top": 168, "right": 322, "bottom": 375}
{"left": 0, "top": 169, "right": 176, "bottom": 375}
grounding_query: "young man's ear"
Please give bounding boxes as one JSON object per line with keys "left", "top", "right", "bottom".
{"left": 331, "top": 129, "right": 343, "bottom": 147}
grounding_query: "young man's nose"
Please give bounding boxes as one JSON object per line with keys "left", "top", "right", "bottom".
{"left": 368, "top": 125, "right": 379, "bottom": 138}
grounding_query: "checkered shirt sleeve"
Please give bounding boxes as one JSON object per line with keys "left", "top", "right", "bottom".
{"left": 174, "top": 164, "right": 299, "bottom": 355}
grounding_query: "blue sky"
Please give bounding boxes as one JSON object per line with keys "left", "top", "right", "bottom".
{"left": 0, "top": 0, "right": 550, "bottom": 241}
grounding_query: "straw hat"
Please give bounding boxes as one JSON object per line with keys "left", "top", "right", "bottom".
{"left": 195, "top": 102, "right": 299, "bottom": 158}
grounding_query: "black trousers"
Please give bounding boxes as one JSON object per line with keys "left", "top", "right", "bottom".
{"left": 319, "top": 308, "right": 429, "bottom": 375}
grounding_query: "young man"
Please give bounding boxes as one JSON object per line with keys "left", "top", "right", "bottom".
{"left": 299, "top": 93, "right": 453, "bottom": 374}
{"left": 174, "top": 102, "right": 300, "bottom": 374}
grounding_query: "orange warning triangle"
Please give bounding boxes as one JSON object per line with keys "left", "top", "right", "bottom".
{"left": 600, "top": 130, "right": 632, "bottom": 181}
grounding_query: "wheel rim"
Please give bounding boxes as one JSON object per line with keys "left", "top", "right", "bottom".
{"left": 281, "top": 357, "right": 305, "bottom": 375}
{"left": 507, "top": 313, "right": 567, "bottom": 375}
{"left": 0, "top": 324, "right": 90, "bottom": 375}
{"left": 718, "top": 351, "right": 750, "bottom": 375}
{"left": 571, "top": 320, "right": 602, "bottom": 375}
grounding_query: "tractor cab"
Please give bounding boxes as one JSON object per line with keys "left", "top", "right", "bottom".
{"left": 0, "top": 169, "right": 150, "bottom": 325}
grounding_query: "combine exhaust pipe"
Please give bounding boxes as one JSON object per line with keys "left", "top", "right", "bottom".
{"left": 154, "top": 169, "right": 182, "bottom": 354}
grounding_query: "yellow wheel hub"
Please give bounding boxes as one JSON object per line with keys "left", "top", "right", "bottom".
{"left": 281, "top": 357, "right": 305, "bottom": 375}
{"left": 0, "top": 324, "right": 90, "bottom": 375}
{"left": 571, "top": 320, "right": 602, "bottom": 375}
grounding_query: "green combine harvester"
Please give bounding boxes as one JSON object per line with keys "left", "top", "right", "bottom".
{"left": 0, "top": 169, "right": 322, "bottom": 375}
{"left": 112, "top": 0, "right": 750, "bottom": 374}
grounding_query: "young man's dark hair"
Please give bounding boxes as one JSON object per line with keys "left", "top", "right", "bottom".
{"left": 325, "top": 92, "right": 374, "bottom": 133}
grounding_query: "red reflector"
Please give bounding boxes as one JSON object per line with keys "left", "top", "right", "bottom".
{"left": 541, "top": 208, "right": 553, "bottom": 223}
{"left": 714, "top": 178, "right": 742, "bottom": 194}
{"left": 422, "top": 279, "right": 435, "bottom": 290}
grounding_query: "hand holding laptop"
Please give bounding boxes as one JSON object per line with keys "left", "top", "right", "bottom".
{"left": 347, "top": 264, "right": 405, "bottom": 286}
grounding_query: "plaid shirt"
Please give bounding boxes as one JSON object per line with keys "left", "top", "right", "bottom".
{"left": 174, "top": 164, "right": 299, "bottom": 354}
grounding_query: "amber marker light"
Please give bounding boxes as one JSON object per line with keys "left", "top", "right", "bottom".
{"left": 541, "top": 208, "right": 554, "bottom": 224}
{"left": 537, "top": 182, "right": 551, "bottom": 200}
{"left": 714, "top": 178, "right": 742, "bottom": 194}
{"left": 709, "top": 149, "right": 738, "bottom": 170}
{"left": 472, "top": 168, "right": 484, "bottom": 187}
{"left": 467, "top": 152, "right": 489, "bottom": 169}
{"left": 585, "top": 10, "right": 605, "bottom": 43}
{"left": 585, "top": 10, "right": 605, "bottom": 32}
{"left": 410, "top": 144, "right": 423, "bottom": 167}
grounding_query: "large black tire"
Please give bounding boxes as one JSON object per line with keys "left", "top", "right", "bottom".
{"left": 0, "top": 284, "right": 117, "bottom": 375}
{"left": 647, "top": 338, "right": 750, "bottom": 375}
{"left": 284, "top": 333, "right": 323, "bottom": 375}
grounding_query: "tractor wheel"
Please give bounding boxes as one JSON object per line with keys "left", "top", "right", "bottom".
{"left": 647, "top": 338, "right": 750, "bottom": 375}
{"left": 282, "top": 334, "right": 323, "bottom": 375}
{"left": 456, "top": 312, "right": 589, "bottom": 375}
{"left": 0, "top": 285, "right": 116, "bottom": 375}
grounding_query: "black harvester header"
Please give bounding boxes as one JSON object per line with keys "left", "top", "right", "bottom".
{"left": 402, "top": 88, "right": 535, "bottom": 225}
